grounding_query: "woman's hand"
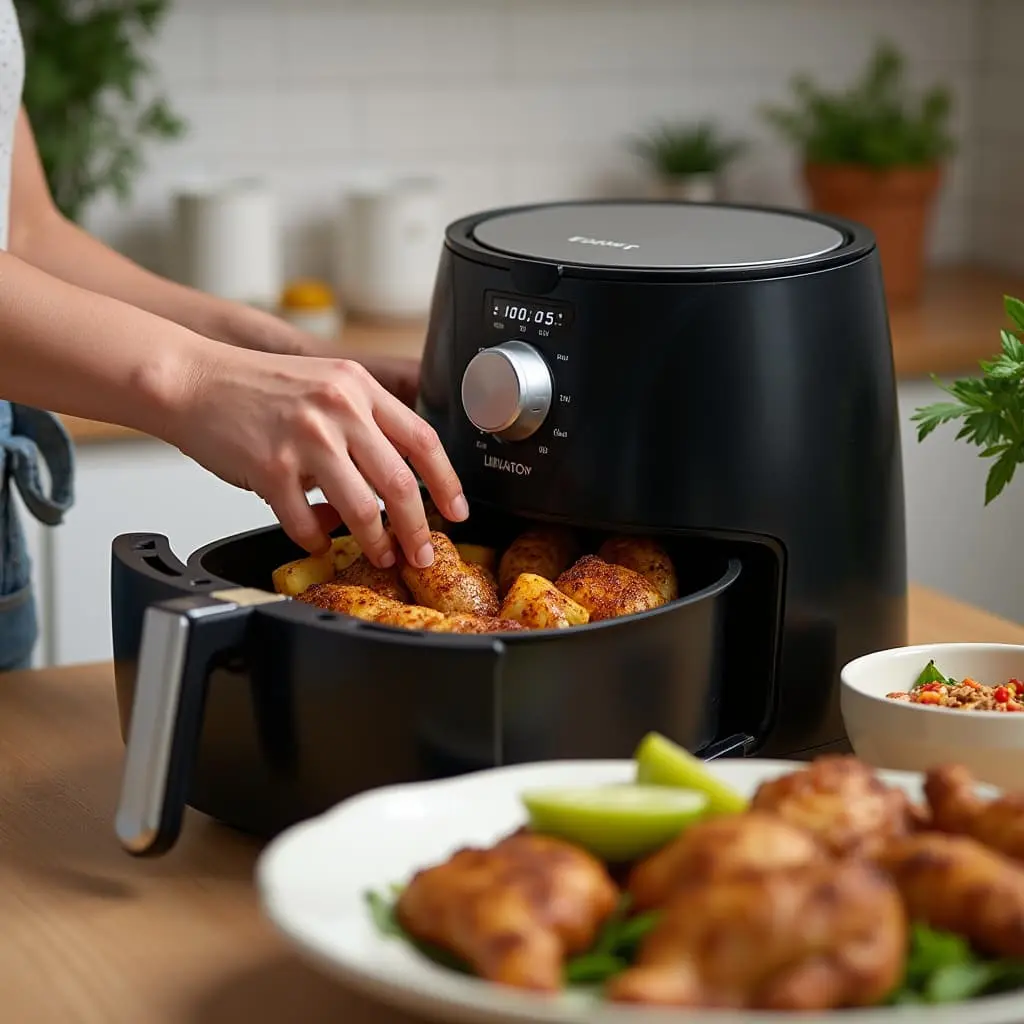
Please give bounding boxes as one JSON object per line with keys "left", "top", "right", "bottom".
{"left": 357, "top": 354, "right": 421, "bottom": 408}
{"left": 168, "top": 347, "right": 467, "bottom": 569}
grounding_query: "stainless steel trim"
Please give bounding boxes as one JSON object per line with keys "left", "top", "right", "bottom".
{"left": 114, "top": 598, "right": 238, "bottom": 854}
{"left": 461, "top": 340, "right": 553, "bottom": 442}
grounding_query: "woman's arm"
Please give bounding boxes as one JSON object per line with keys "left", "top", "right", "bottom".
{"left": 7, "top": 108, "right": 323, "bottom": 357}
{"left": 0, "top": 247, "right": 465, "bottom": 566}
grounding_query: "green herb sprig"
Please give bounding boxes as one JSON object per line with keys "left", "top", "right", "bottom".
{"left": 629, "top": 120, "right": 745, "bottom": 178}
{"left": 888, "top": 923, "right": 1024, "bottom": 1004}
{"left": 912, "top": 295, "right": 1024, "bottom": 505}
{"left": 364, "top": 888, "right": 660, "bottom": 987}
{"left": 16, "top": 0, "right": 187, "bottom": 223}
{"left": 762, "top": 40, "right": 955, "bottom": 168}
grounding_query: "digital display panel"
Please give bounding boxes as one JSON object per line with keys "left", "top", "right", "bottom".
{"left": 487, "top": 291, "right": 573, "bottom": 331}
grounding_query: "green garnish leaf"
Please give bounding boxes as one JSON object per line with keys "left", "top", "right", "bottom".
{"left": 564, "top": 953, "right": 627, "bottom": 985}
{"left": 912, "top": 294, "right": 1024, "bottom": 505}
{"left": 364, "top": 889, "right": 404, "bottom": 938}
{"left": 912, "top": 660, "right": 953, "bottom": 688}
{"left": 925, "top": 961, "right": 1003, "bottom": 1003}
{"left": 888, "top": 923, "right": 1024, "bottom": 1004}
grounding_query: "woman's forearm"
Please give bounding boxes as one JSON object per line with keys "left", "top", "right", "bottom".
{"left": 11, "top": 211, "right": 323, "bottom": 357}
{"left": 0, "top": 249, "right": 212, "bottom": 439}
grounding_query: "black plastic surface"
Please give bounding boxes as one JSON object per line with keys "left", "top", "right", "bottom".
{"left": 111, "top": 512, "right": 750, "bottom": 843}
{"left": 420, "top": 199, "right": 908, "bottom": 757}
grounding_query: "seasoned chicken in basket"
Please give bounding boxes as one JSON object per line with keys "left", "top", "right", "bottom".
{"left": 497, "top": 526, "right": 579, "bottom": 596}
{"left": 597, "top": 535, "right": 679, "bottom": 602}
{"left": 297, "top": 583, "right": 447, "bottom": 629}
{"left": 395, "top": 831, "right": 619, "bottom": 992}
{"left": 333, "top": 553, "right": 410, "bottom": 602}
{"left": 399, "top": 532, "right": 500, "bottom": 617}
{"left": 555, "top": 555, "right": 664, "bottom": 622}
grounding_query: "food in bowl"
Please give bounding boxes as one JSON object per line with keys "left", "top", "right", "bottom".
{"left": 887, "top": 658, "right": 1024, "bottom": 712}
{"left": 364, "top": 731, "right": 1024, "bottom": 1010}
{"left": 270, "top": 506, "right": 682, "bottom": 634}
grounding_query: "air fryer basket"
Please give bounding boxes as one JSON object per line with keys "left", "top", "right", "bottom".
{"left": 110, "top": 501, "right": 772, "bottom": 857}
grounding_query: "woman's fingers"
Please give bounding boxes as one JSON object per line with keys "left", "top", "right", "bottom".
{"left": 314, "top": 452, "right": 395, "bottom": 568}
{"left": 266, "top": 484, "right": 332, "bottom": 555}
{"left": 348, "top": 425, "right": 435, "bottom": 569}
{"left": 374, "top": 393, "right": 468, "bottom": 524}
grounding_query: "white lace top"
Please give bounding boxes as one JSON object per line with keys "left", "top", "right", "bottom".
{"left": 0, "top": 0, "right": 24, "bottom": 250}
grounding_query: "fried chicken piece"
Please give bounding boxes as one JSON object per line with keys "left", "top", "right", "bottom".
{"left": 400, "top": 532, "right": 500, "bottom": 616}
{"left": 627, "top": 812, "right": 826, "bottom": 912}
{"left": 554, "top": 555, "right": 664, "bottom": 623}
{"left": 395, "top": 831, "right": 619, "bottom": 992}
{"left": 430, "top": 613, "right": 526, "bottom": 634}
{"left": 608, "top": 859, "right": 906, "bottom": 1010}
{"left": 879, "top": 831, "right": 1024, "bottom": 959}
{"left": 924, "top": 763, "right": 1024, "bottom": 862}
{"left": 750, "top": 754, "right": 921, "bottom": 858}
{"left": 333, "top": 553, "right": 411, "bottom": 602}
{"left": 296, "top": 583, "right": 446, "bottom": 630}
{"left": 497, "top": 527, "right": 579, "bottom": 596}
{"left": 597, "top": 535, "right": 679, "bottom": 602}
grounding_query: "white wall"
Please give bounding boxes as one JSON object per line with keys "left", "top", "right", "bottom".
{"left": 80, "top": 0, "right": 994, "bottom": 285}
{"left": 971, "top": 0, "right": 1024, "bottom": 273}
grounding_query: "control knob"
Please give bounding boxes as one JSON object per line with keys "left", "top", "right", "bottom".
{"left": 460, "top": 341, "right": 554, "bottom": 442}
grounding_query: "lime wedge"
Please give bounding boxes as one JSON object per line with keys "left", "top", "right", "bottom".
{"left": 521, "top": 784, "right": 708, "bottom": 862}
{"left": 634, "top": 732, "right": 749, "bottom": 815}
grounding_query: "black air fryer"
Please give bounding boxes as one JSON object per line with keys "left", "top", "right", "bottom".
{"left": 110, "top": 200, "right": 907, "bottom": 858}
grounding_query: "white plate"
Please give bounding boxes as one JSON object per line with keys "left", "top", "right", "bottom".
{"left": 256, "top": 758, "right": 1024, "bottom": 1024}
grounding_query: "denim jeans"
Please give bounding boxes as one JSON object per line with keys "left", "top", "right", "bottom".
{"left": 0, "top": 401, "right": 74, "bottom": 671}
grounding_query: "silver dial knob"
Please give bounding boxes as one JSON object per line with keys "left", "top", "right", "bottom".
{"left": 461, "top": 341, "right": 554, "bottom": 442}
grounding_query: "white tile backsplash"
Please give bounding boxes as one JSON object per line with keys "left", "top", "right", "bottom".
{"left": 77, "top": 0, "right": 1019, "bottom": 283}
{"left": 969, "top": 0, "right": 1024, "bottom": 273}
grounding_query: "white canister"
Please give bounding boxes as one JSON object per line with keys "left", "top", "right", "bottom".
{"left": 336, "top": 177, "right": 444, "bottom": 321}
{"left": 173, "top": 179, "right": 282, "bottom": 309}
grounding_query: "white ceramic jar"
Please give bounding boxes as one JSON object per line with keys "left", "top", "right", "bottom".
{"left": 335, "top": 177, "right": 445, "bottom": 321}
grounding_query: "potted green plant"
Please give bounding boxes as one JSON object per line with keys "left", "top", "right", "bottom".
{"left": 16, "top": 0, "right": 186, "bottom": 224}
{"left": 913, "top": 295, "right": 1024, "bottom": 504}
{"left": 629, "top": 120, "right": 745, "bottom": 202}
{"left": 762, "top": 40, "right": 955, "bottom": 303}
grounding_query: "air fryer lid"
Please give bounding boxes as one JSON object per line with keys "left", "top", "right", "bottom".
{"left": 471, "top": 202, "right": 846, "bottom": 270}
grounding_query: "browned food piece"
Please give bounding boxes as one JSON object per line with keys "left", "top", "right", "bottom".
{"left": 498, "top": 572, "right": 590, "bottom": 630}
{"left": 749, "top": 754, "right": 922, "bottom": 859}
{"left": 597, "top": 535, "right": 679, "bottom": 602}
{"left": 456, "top": 543, "right": 498, "bottom": 578}
{"left": 271, "top": 551, "right": 336, "bottom": 596}
{"left": 400, "top": 532, "right": 500, "bottom": 616}
{"left": 627, "top": 812, "right": 825, "bottom": 912}
{"left": 607, "top": 859, "right": 906, "bottom": 1010}
{"left": 497, "top": 527, "right": 578, "bottom": 596}
{"left": 430, "top": 614, "right": 526, "bottom": 634}
{"left": 296, "top": 583, "right": 446, "bottom": 630}
{"left": 925, "top": 762, "right": 1024, "bottom": 861}
{"left": 333, "top": 553, "right": 410, "bottom": 602}
{"left": 395, "top": 831, "right": 619, "bottom": 992}
{"left": 879, "top": 831, "right": 1024, "bottom": 960}
{"left": 554, "top": 555, "right": 663, "bottom": 623}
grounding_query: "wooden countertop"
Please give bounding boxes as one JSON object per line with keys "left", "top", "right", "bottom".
{"left": 1, "top": 582, "right": 1022, "bottom": 1023}
{"left": 60, "top": 264, "right": 1024, "bottom": 446}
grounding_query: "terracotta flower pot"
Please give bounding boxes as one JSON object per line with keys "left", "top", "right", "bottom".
{"left": 803, "top": 163, "right": 943, "bottom": 304}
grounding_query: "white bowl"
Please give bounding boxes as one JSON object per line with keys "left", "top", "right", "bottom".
{"left": 840, "top": 642, "right": 1024, "bottom": 789}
